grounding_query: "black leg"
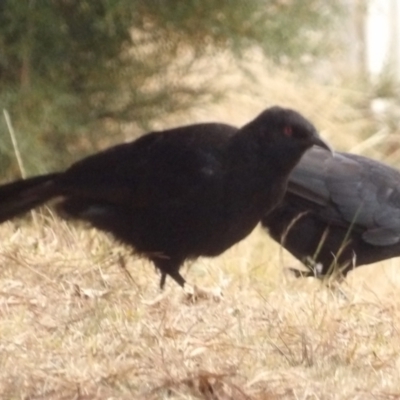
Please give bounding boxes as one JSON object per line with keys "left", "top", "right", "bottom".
{"left": 153, "top": 257, "right": 186, "bottom": 289}
{"left": 167, "top": 270, "right": 186, "bottom": 288}
{"left": 159, "top": 271, "right": 167, "bottom": 289}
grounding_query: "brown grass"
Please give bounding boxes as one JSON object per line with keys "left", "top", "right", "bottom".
{"left": 1, "top": 213, "right": 400, "bottom": 399}
{"left": 2, "top": 67, "right": 400, "bottom": 399}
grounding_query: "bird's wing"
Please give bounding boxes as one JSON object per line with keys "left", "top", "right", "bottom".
{"left": 348, "top": 155, "right": 400, "bottom": 245}
{"left": 60, "top": 123, "right": 235, "bottom": 208}
{"left": 287, "top": 147, "right": 331, "bottom": 206}
{"left": 289, "top": 148, "right": 400, "bottom": 246}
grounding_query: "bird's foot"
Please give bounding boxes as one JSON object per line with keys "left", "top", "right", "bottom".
{"left": 284, "top": 262, "right": 324, "bottom": 279}
{"left": 284, "top": 267, "right": 314, "bottom": 278}
{"left": 183, "top": 284, "right": 223, "bottom": 303}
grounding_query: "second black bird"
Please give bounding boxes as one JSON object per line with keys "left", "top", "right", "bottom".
{"left": 262, "top": 147, "right": 400, "bottom": 278}
{"left": 0, "top": 106, "right": 329, "bottom": 288}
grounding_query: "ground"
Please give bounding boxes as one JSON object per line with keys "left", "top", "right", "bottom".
{"left": 1, "top": 213, "right": 400, "bottom": 400}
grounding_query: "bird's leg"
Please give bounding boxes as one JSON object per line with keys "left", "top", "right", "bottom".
{"left": 159, "top": 271, "right": 167, "bottom": 289}
{"left": 159, "top": 270, "right": 186, "bottom": 289}
{"left": 153, "top": 257, "right": 186, "bottom": 290}
{"left": 153, "top": 257, "right": 222, "bottom": 301}
{"left": 166, "top": 271, "right": 186, "bottom": 288}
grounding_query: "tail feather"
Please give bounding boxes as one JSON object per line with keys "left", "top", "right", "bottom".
{"left": 0, "top": 173, "right": 60, "bottom": 223}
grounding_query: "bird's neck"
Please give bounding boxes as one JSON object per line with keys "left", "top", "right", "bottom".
{"left": 228, "top": 130, "right": 309, "bottom": 177}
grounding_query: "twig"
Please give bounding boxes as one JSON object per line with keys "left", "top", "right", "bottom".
{"left": 3, "top": 109, "right": 38, "bottom": 224}
{"left": 3, "top": 109, "right": 26, "bottom": 178}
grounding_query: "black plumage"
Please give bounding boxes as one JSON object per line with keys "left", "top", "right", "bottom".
{"left": 0, "top": 106, "right": 329, "bottom": 288}
{"left": 262, "top": 147, "right": 400, "bottom": 278}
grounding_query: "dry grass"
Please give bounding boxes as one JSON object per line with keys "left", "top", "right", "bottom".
{"left": 1, "top": 214, "right": 400, "bottom": 400}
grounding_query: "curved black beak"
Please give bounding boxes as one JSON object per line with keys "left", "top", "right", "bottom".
{"left": 311, "top": 134, "right": 334, "bottom": 155}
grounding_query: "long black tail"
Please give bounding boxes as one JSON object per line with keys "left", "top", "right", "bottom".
{"left": 0, "top": 173, "right": 61, "bottom": 223}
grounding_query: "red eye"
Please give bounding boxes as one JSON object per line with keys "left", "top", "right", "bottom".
{"left": 284, "top": 126, "right": 293, "bottom": 136}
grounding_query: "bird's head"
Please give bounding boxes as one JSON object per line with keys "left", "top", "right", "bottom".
{"left": 251, "top": 106, "right": 332, "bottom": 154}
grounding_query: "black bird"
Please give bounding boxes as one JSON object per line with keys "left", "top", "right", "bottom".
{"left": 262, "top": 147, "right": 400, "bottom": 278}
{"left": 0, "top": 106, "right": 329, "bottom": 288}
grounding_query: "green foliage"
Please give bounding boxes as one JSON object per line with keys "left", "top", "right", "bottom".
{"left": 0, "top": 0, "right": 342, "bottom": 176}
